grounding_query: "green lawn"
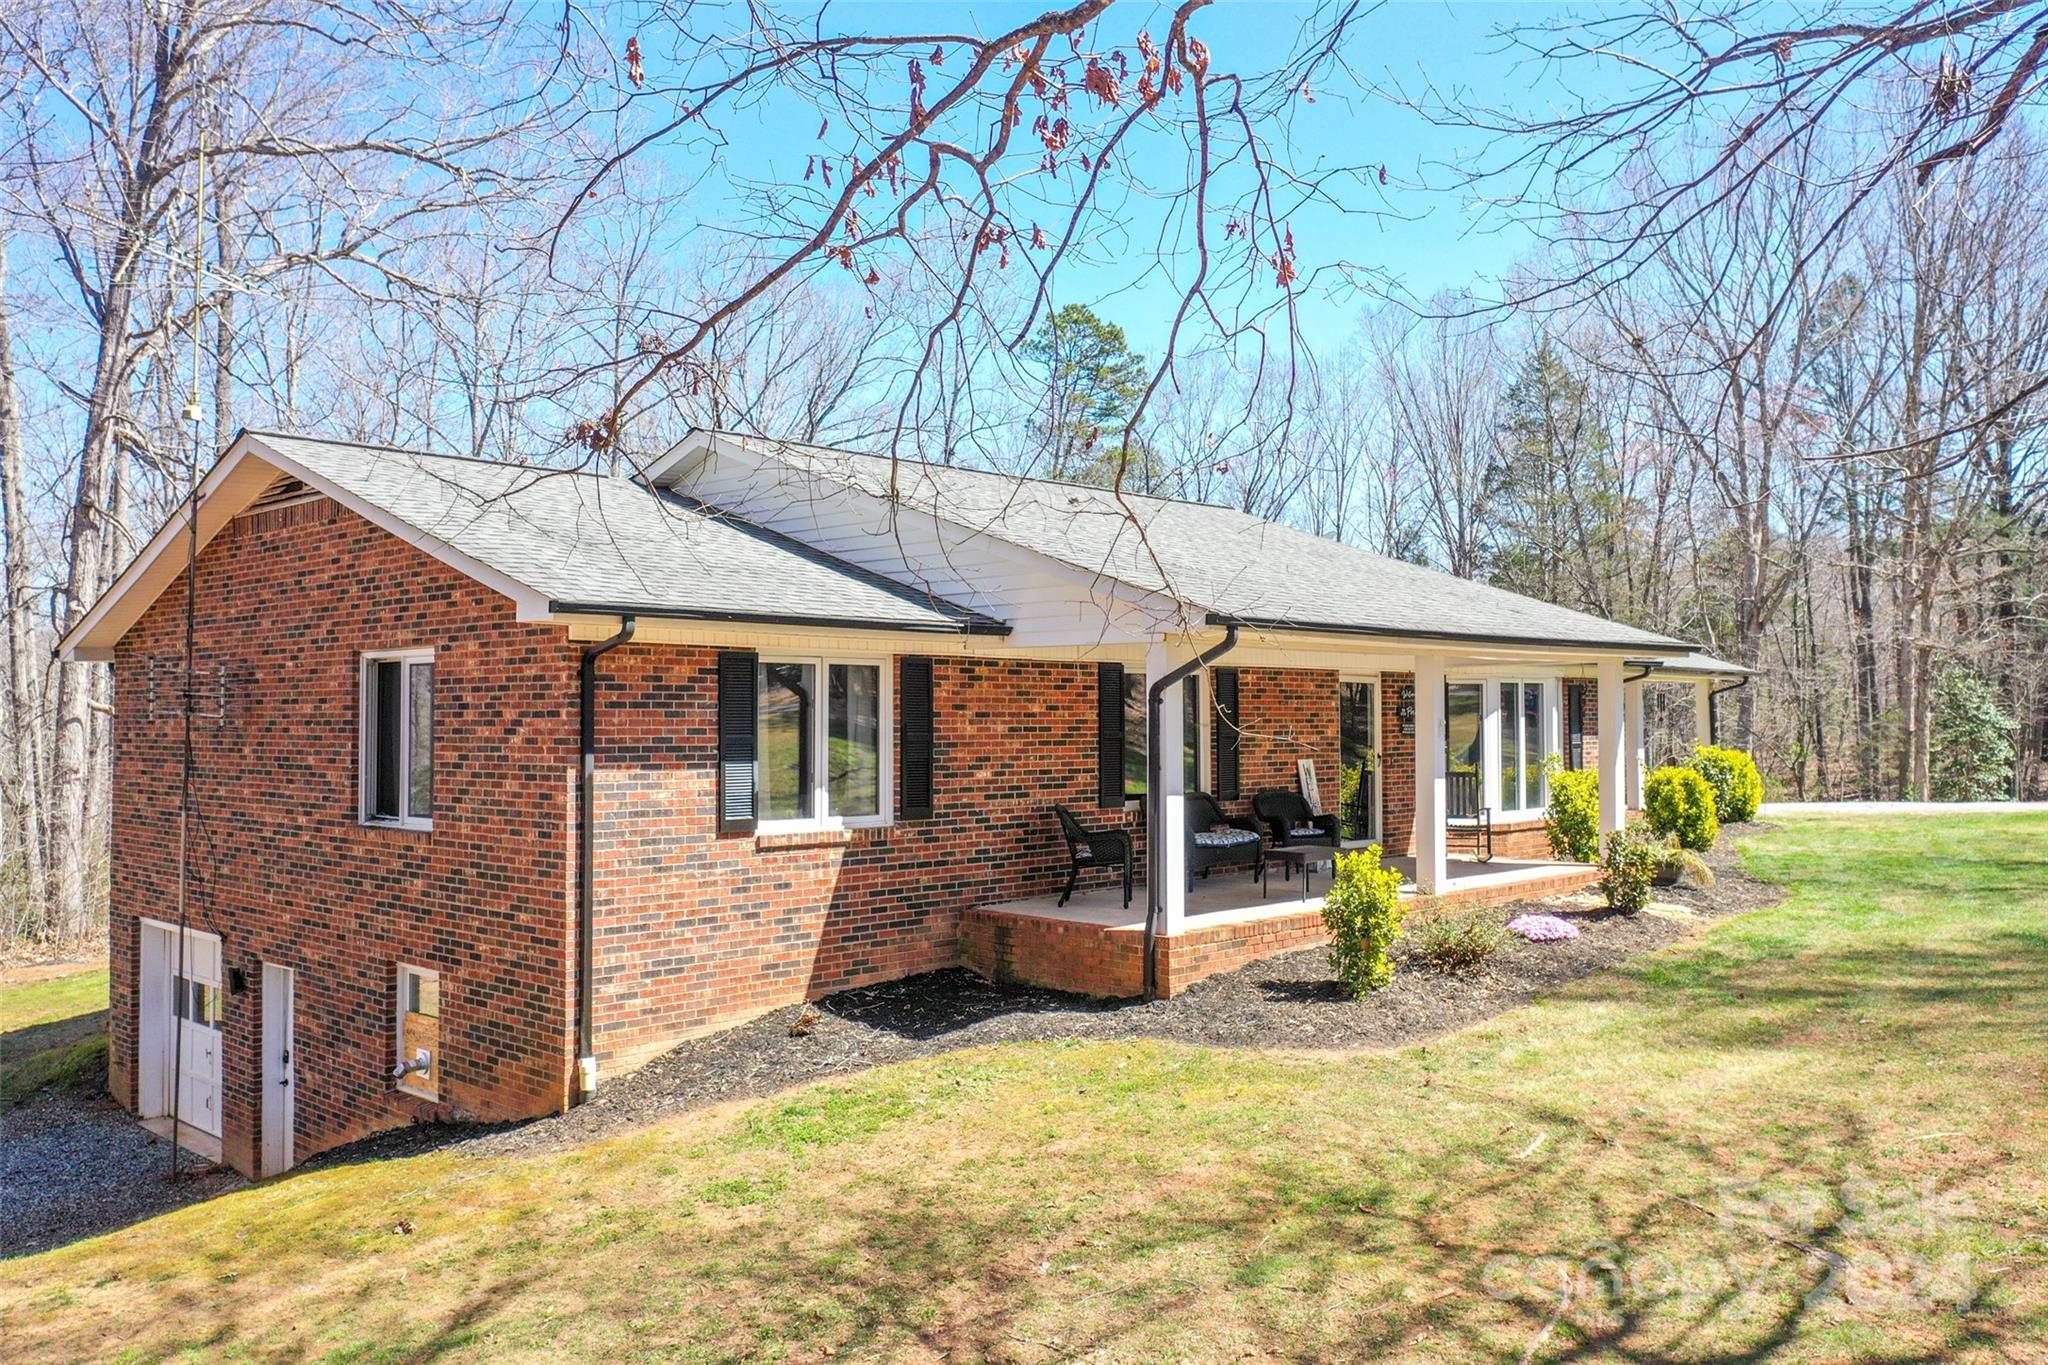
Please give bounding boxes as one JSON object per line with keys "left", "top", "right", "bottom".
{"left": 1, "top": 962, "right": 108, "bottom": 1109}
{"left": 6, "top": 814, "right": 2046, "bottom": 1361}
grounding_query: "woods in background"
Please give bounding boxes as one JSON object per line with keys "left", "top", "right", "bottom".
{"left": 1, "top": 0, "right": 2042, "bottom": 946}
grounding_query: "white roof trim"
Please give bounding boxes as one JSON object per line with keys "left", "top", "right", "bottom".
{"left": 58, "top": 432, "right": 553, "bottom": 662}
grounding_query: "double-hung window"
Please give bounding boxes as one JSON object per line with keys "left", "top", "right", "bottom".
{"left": 1119, "top": 672, "right": 1203, "bottom": 801}
{"left": 756, "top": 657, "right": 891, "bottom": 828}
{"left": 362, "top": 650, "right": 434, "bottom": 829}
{"left": 1498, "top": 680, "right": 1549, "bottom": 816}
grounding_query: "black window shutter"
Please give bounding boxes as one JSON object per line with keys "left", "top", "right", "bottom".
{"left": 1213, "top": 667, "right": 1241, "bottom": 801}
{"left": 717, "top": 650, "right": 758, "bottom": 834}
{"left": 899, "top": 656, "right": 935, "bottom": 820}
{"left": 1566, "top": 684, "right": 1586, "bottom": 770}
{"left": 372, "top": 659, "right": 403, "bottom": 819}
{"left": 1097, "top": 662, "right": 1125, "bottom": 808}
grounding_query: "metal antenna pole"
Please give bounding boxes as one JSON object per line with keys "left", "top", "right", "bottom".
{"left": 168, "top": 133, "right": 206, "bottom": 1180}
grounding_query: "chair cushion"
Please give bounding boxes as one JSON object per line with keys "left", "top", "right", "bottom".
{"left": 1287, "top": 823, "right": 1326, "bottom": 838}
{"left": 1073, "top": 848, "right": 1094, "bottom": 862}
{"left": 1192, "top": 828, "right": 1261, "bottom": 849}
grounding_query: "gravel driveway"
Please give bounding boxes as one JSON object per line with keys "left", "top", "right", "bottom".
{"left": 2, "top": 1092, "right": 245, "bottom": 1259}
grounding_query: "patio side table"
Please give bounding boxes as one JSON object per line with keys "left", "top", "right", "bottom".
{"left": 1264, "top": 845, "right": 1330, "bottom": 901}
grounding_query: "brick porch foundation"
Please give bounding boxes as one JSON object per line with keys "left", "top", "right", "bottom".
{"left": 960, "top": 862, "right": 1604, "bottom": 999}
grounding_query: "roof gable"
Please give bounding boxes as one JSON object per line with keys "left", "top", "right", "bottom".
{"left": 60, "top": 431, "right": 1003, "bottom": 661}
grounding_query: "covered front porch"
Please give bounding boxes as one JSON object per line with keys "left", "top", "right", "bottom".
{"left": 961, "top": 853, "right": 1602, "bottom": 1000}
{"left": 961, "top": 625, "right": 1748, "bottom": 1002}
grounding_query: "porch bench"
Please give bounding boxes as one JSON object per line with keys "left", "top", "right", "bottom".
{"left": 1447, "top": 770, "right": 1493, "bottom": 862}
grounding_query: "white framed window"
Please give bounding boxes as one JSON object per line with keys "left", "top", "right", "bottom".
{"left": 756, "top": 655, "right": 893, "bottom": 831}
{"left": 1120, "top": 672, "right": 1205, "bottom": 802}
{"left": 395, "top": 963, "right": 441, "bottom": 1100}
{"left": 1496, "top": 679, "right": 1552, "bottom": 817}
{"left": 172, "top": 973, "right": 223, "bottom": 1029}
{"left": 361, "top": 649, "right": 434, "bottom": 829}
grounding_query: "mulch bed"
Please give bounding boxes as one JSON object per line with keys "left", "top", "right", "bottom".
{"left": 323, "top": 826, "right": 1782, "bottom": 1166}
{"left": 5, "top": 830, "right": 1782, "bottom": 1259}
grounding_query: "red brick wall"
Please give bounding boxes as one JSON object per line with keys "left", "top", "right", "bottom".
{"left": 1380, "top": 672, "right": 1418, "bottom": 855}
{"left": 587, "top": 650, "right": 1140, "bottom": 1069}
{"left": 1563, "top": 680, "right": 1601, "bottom": 769}
{"left": 1217, "top": 667, "right": 1340, "bottom": 819}
{"left": 108, "top": 497, "right": 580, "bottom": 1175}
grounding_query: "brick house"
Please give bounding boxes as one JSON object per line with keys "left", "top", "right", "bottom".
{"left": 60, "top": 429, "right": 1748, "bottom": 1176}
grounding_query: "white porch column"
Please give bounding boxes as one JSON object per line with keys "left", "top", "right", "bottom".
{"left": 1694, "top": 680, "right": 1713, "bottom": 747}
{"left": 1147, "top": 640, "right": 1187, "bottom": 936}
{"left": 1623, "top": 676, "right": 1646, "bottom": 812}
{"left": 1412, "top": 652, "right": 1448, "bottom": 894}
{"left": 1596, "top": 657, "right": 1625, "bottom": 844}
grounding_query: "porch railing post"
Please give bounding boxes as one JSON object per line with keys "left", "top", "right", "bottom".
{"left": 1623, "top": 676, "right": 1646, "bottom": 812}
{"left": 1597, "top": 658, "right": 1626, "bottom": 845}
{"left": 1693, "top": 680, "right": 1713, "bottom": 748}
{"left": 1148, "top": 640, "right": 1188, "bottom": 937}
{"left": 1412, "top": 652, "right": 1448, "bottom": 894}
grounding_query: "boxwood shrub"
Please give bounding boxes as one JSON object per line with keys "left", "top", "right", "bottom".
{"left": 1599, "top": 824, "right": 1663, "bottom": 913}
{"left": 1543, "top": 756, "right": 1601, "bottom": 862}
{"left": 1689, "top": 744, "right": 1764, "bottom": 823}
{"left": 1644, "top": 764, "right": 1720, "bottom": 850}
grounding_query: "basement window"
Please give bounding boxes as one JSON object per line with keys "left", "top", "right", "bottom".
{"left": 395, "top": 964, "right": 441, "bottom": 1100}
{"left": 361, "top": 650, "right": 434, "bottom": 829}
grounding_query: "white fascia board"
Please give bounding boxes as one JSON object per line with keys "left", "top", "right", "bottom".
{"left": 637, "top": 428, "right": 718, "bottom": 487}
{"left": 59, "top": 433, "right": 552, "bottom": 662}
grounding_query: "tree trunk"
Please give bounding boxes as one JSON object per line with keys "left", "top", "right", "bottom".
{"left": 0, "top": 248, "right": 46, "bottom": 936}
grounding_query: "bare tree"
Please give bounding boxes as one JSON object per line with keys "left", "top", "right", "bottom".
{"left": 548, "top": 1, "right": 1389, "bottom": 485}
{"left": 1, "top": 0, "right": 562, "bottom": 936}
{"left": 1363, "top": 301, "right": 1502, "bottom": 578}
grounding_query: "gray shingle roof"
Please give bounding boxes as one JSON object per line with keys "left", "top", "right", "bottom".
{"left": 250, "top": 433, "right": 1004, "bottom": 633}
{"left": 1646, "top": 651, "right": 1755, "bottom": 677}
{"left": 710, "top": 434, "right": 1693, "bottom": 654}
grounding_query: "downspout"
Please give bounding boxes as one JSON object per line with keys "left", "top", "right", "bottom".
{"left": 576, "top": 614, "right": 636, "bottom": 1100}
{"left": 1142, "top": 624, "right": 1240, "bottom": 1001}
{"left": 1621, "top": 663, "right": 1655, "bottom": 780}
{"left": 1707, "top": 677, "right": 1748, "bottom": 746}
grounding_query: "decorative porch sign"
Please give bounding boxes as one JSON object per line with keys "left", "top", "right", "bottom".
{"left": 1298, "top": 758, "right": 1323, "bottom": 814}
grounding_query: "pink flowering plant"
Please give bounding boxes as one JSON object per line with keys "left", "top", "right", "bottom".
{"left": 1506, "top": 913, "right": 1580, "bottom": 942}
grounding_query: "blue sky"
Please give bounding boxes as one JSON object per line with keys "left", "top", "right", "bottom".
{"left": 636, "top": 1, "right": 1629, "bottom": 357}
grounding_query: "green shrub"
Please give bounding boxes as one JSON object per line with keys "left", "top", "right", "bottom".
{"left": 1412, "top": 912, "right": 1509, "bottom": 973}
{"left": 1930, "top": 668, "right": 2019, "bottom": 800}
{"left": 1689, "top": 745, "right": 1764, "bottom": 823}
{"left": 1644, "top": 765, "right": 1719, "bottom": 850}
{"left": 1600, "top": 824, "right": 1663, "bottom": 913}
{"left": 1322, "top": 845, "right": 1406, "bottom": 997}
{"left": 1543, "top": 757, "right": 1601, "bottom": 862}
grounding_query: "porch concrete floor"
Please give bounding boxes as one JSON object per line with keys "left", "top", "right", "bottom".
{"left": 984, "top": 855, "right": 1594, "bottom": 933}
{"left": 138, "top": 1115, "right": 224, "bottom": 1165}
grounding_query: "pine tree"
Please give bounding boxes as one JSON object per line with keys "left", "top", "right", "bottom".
{"left": 1930, "top": 667, "right": 2018, "bottom": 800}
{"left": 1022, "top": 305, "right": 1155, "bottom": 486}
{"left": 1487, "top": 340, "right": 1621, "bottom": 611}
